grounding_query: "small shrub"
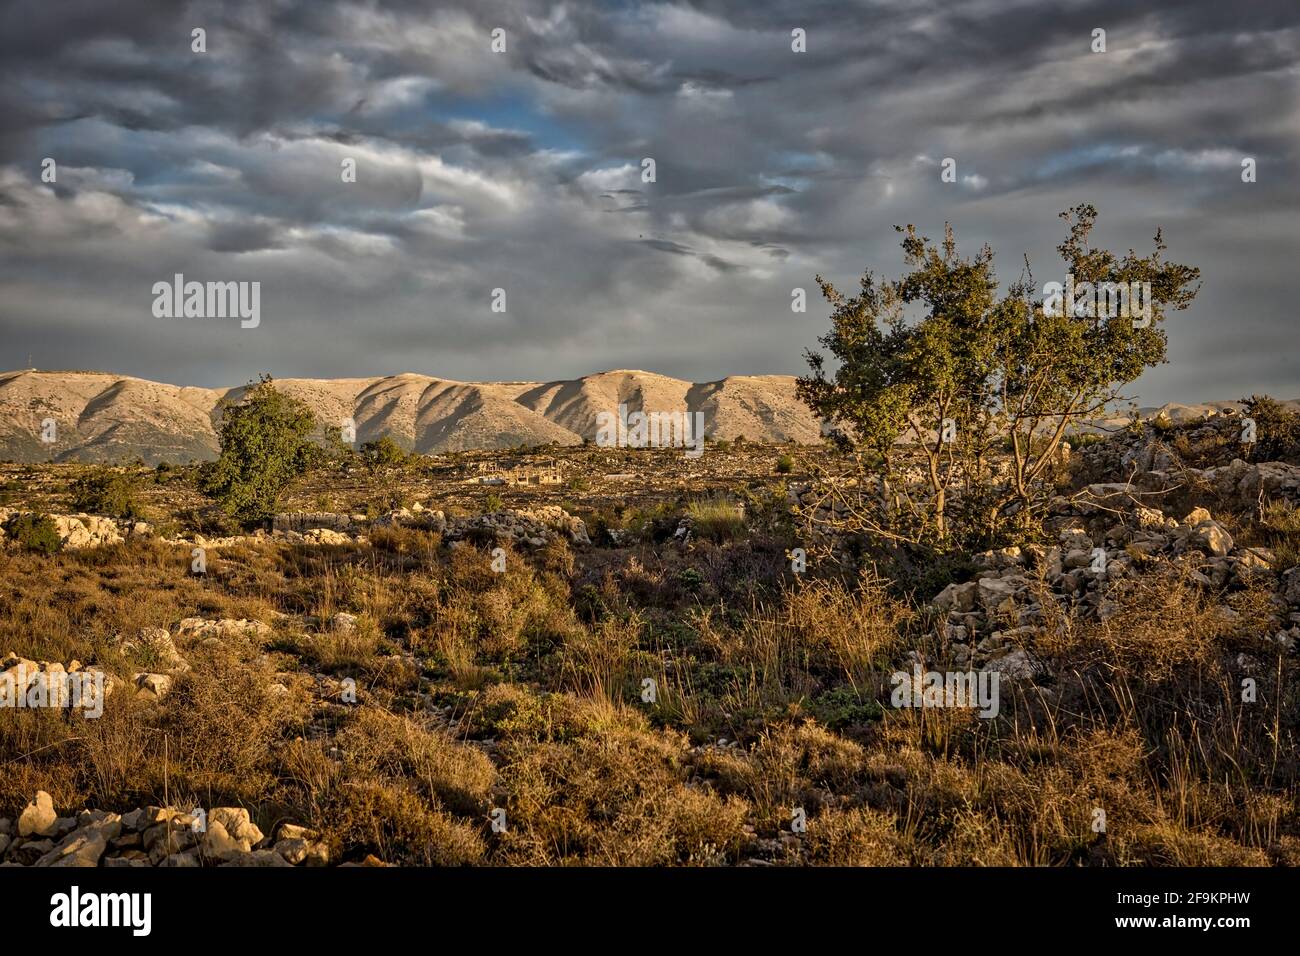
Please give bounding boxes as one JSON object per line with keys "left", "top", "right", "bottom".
{"left": 70, "top": 467, "right": 145, "bottom": 519}
{"left": 360, "top": 436, "right": 410, "bottom": 470}
{"left": 1242, "top": 395, "right": 1300, "bottom": 463}
{"left": 1069, "top": 431, "right": 1106, "bottom": 450}
{"left": 4, "top": 512, "right": 62, "bottom": 554}
{"left": 775, "top": 454, "right": 795, "bottom": 474}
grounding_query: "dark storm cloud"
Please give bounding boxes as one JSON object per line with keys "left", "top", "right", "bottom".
{"left": 0, "top": 0, "right": 1296, "bottom": 402}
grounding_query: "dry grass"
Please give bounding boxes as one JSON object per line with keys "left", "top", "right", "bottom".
{"left": 1, "top": 457, "right": 1296, "bottom": 867}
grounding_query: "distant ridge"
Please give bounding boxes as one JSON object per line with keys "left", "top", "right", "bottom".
{"left": 0, "top": 368, "right": 824, "bottom": 464}
{"left": 4, "top": 368, "right": 1293, "bottom": 465}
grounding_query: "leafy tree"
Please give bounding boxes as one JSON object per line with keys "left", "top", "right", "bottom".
{"left": 798, "top": 204, "right": 1200, "bottom": 550}
{"left": 198, "top": 376, "right": 318, "bottom": 527}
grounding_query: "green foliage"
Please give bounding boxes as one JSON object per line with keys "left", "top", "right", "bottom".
{"left": 677, "top": 567, "right": 704, "bottom": 590}
{"left": 1242, "top": 395, "right": 1300, "bottom": 463}
{"left": 775, "top": 453, "right": 795, "bottom": 474}
{"left": 4, "top": 512, "right": 61, "bottom": 554}
{"left": 360, "top": 436, "right": 410, "bottom": 470}
{"left": 799, "top": 204, "right": 1200, "bottom": 550}
{"left": 70, "top": 467, "right": 145, "bottom": 519}
{"left": 809, "top": 686, "right": 883, "bottom": 730}
{"left": 197, "top": 376, "right": 319, "bottom": 528}
{"left": 1069, "top": 431, "right": 1107, "bottom": 450}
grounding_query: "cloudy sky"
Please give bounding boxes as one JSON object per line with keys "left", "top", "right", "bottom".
{"left": 0, "top": 0, "right": 1296, "bottom": 402}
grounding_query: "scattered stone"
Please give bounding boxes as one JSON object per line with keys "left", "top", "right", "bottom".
{"left": 18, "top": 791, "right": 57, "bottom": 838}
{"left": 132, "top": 672, "right": 174, "bottom": 701}
{"left": 1187, "top": 520, "right": 1234, "bottom": 557}
{"left": 175, "top": 618, "right": 272, "bottom": 640}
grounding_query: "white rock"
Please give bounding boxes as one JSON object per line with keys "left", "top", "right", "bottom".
{"left": 18, "top": 791, "right": 58, "bottom": 838}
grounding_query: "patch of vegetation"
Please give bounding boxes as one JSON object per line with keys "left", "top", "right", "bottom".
{"left": 70, "top": 467, "right": 146, "bottom": 520}
{"left": 686, "top": 496, "right": 746, "bottom": 542}
{"left": 808, "top": 685, "right": 884, "bottom": 730}
{"left": 1243, "top": 395, "right": 1300, "bottom": 464}
{"left": 3, "top": 512, "right": 61, "bottom": 554}
{"left": 197, "top": 376, "right": 319, "bottom": 528}
{"left": 360, "top": 436, "right": 411, "bottom": 470}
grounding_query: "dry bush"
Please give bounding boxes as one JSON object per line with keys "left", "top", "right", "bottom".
{"left": 325, "top": 780, "right": 485, "bottom": 866}
{"left": 494, "top": 722, "right": 750, "bottom": 866}
{"left": 154, "top": 643, "right": 308, "bottom": 805}
{"left": 337, "top": 708, "right": 496, "bottom": 816}
{"left": 800, "top": 806, "right": 905, "bottom": 865}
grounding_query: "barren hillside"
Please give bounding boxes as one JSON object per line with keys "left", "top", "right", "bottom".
{"left": 0, "top": 368, "right": 821, "bottom": 464}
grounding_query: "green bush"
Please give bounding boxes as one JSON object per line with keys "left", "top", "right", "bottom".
{"left": 197, "top": 376, "right": 319, "bottom": 528}
{"left": 4, "top": 512, "right": 61, "bottom": 554}
{"left": 360, "top": 436, "right": 410, "bottom": 470}
{"left": 1069, "top": 431, "right": 1107, "bottom": 450}
{"left": 775, "top": 454, "right": 795, "bottom": 474}
{"left": 70, "top": 467, "right": 145, "bottom": 519}
{"left": 1242, "top": 395, "right": 1300, "bottom": 463}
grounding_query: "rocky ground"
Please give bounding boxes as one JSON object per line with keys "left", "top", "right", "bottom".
{"left": 1, "top": 411, "right": 1297, "bottom": 866}
{"left": 3, "top": 792, "right": 335, "bottom": 867}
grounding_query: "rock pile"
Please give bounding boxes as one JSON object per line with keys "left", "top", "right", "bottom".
{"left": 1, "top": 792, "right": 329, "bottom": 867}
{"left": 3, "top": 499, "right": 593, "bottom": 555}
{"left": 1076, "top": 414, "right": 1300, "bottom": 508}
{"left": 0, "top": 509, "right": 141, "bottom": 550}
{"left": 450, "top": 504, "right": 591, "bottom": 548}
{"left": 1, "top": 654, "right": 116, "bottom": 700}
{"left": 927, "top": 491, "right": 1298, "bottom": 673}
{"left": 2, "top": 618, "right": 280, "bottom": 710}
{"left": 175, "top": 617, "right": 272, "bottom": 641}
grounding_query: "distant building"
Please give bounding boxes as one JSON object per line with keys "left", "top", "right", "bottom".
{"left": 465, "top": 459, "right": 564, "bottom": 486}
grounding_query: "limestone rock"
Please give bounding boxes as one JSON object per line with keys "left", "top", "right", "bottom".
{"left": 210, "top": 807, "right": 264, "bottom": 847}
{"left": 132, "top": 672, "right": 174, "bottom": 701}
{"left": 175, "top": 617, "right": 272, "bottom": 640}
{"left": 18, "top": 791, "right": 57, "bottom": 838}
{"left": 36, "top": 816, "right": 121, "bottom": 867}
{"left": 202, "top": 821, "right": 250, "bottom": 861}
{"left": 1188, "top": 520, "right": 1234, "bottom": 557}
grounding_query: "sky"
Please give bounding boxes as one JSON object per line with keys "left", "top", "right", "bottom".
{"left": 0, "top": 0, "right": 1296, "bottom": 403}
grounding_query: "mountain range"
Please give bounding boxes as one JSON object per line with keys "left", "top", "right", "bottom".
{"left": 2, "top": 368, "right": 1290, "bottom": 465}
{"left": 0, "top": 368, "right": 823, "bottom": 464}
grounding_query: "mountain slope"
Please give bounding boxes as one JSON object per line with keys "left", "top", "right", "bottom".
{"left": 6, "top": 368, "right": 1279, "bottom": 464}
{"left": 0, "top": 368, "right": 820, "bottom": 463}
